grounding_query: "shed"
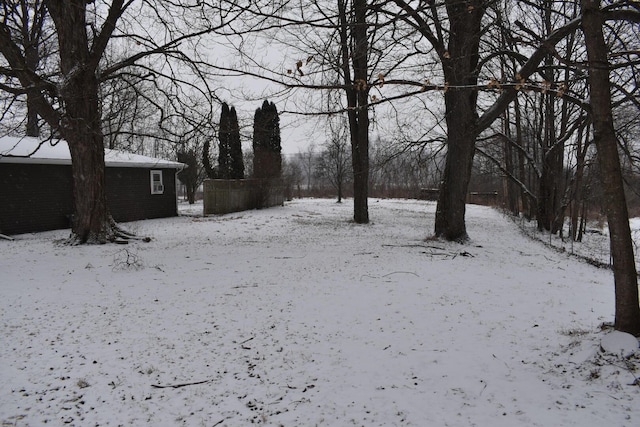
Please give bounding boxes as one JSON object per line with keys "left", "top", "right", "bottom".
{"left": 0, "top": 136, "right": 185, "bottom": 235}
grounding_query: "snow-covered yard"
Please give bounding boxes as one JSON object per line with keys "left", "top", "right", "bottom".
{"left": 517, "top": 214, "right": 640, "bottom": 273}
{"left": 1, "top": 198, "right": 638, "bottom": 426}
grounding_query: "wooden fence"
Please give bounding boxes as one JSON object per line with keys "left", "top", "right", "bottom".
{"left": 203, "top": 179, "right": 284, "bottom": 215}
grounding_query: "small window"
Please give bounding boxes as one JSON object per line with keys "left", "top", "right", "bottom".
{"left": 150, "top": 170, "right": 164, "bottom": 194}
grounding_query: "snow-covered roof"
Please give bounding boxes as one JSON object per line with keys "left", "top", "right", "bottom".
{"left": 0, "top": 136, "right": 184, "bottom": 169}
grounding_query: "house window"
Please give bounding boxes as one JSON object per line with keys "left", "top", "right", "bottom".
{"left": 150, "top": 170, "right": 164, "bottom": 194}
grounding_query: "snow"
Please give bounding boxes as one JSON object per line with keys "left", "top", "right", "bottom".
{"left": 601, "top": 332, "right": 639, "bottom": 358}
{"left": 1, "top": 198, "right": 639, "bottom": 426}
{"left": 516, "top": 215, "right": 640, "bottom": 273}
{"left": 0, "top": 136, "right": 184, "bottom": 168}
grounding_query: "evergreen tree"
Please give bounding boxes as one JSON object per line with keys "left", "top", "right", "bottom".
{"left": 215, "top": 102, "right": 244, "bottom": 180}
{"left": 252, "top": 100, "right": 282, "bottom": 179}
{"left": 228, "top": 106, "right": 244, "bottom": 179}
{"left": 252, "top": 102, "right": 267, "bottom": 178}
{"left": 218, "top": 103, "right": 232, "bottom": 179}
{"left": 269, "top": 102, "right": 282, "bottom": 175}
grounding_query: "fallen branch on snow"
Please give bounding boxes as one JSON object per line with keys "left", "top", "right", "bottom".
{"left": 151, "top": 379, "right": 215, "bottom": 389}
{"left": 382, "top": 243, "right": 445, "bottom": 250}
{"left": 238, "top": 336, "right": 255, "bottom": 345}
{"left": 382, "top": 243, "right": 473, "bottom": 259}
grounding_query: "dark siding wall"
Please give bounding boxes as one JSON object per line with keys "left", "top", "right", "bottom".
{"left": 0, "top": 164, "right": 178, "bottom": 235}
{"left": 106, "top": 168, "right": 177, "bottom": 223}
{"left": 0, "top": 163, "right": 74, "bottom": 235}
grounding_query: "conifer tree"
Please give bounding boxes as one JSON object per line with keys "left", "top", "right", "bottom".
{"left": 228, "top": 106, "right": 244, "bottom": 179}
{"left": 218, "top": 103, "right": 232, "bottom": 179}
{"left": 202, "top": 138, "right": 216, "bottom": 179}
{"left": 252, "top": 100, "right": 282, "bottom": 179}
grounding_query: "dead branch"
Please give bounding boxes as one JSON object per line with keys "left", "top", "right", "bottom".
{"left": 112, "top": 248, "right": 144, "bottom": 271}
{"left": 151, "top": 378, "right": 214, "bottom": 389}
{"left": 381, "top": 271, "right": 419, "bottom": 278}
{"left": 382, "top": 243, "right": 446, "bottom": 250}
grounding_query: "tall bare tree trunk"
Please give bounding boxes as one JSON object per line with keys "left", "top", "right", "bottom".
{"left": 25, "top": 39, "right": 40, "bottom": 137}
{"left": 571, "top": 124, "right": 589, "bottom": 241}
{"left": 339, "top": 0, "right": 370, "bottom": 224}
{"left": 434, "top": 0, "right": 484, "bottom": 241}
{"left": 537, "top": 83, "right": 557, "bottom": 231}
{"left": 503, "top": 109, "right": 519, "bottom": 215}
{"left": 581, "top": 0, "right": 640, "bottom": 335}
{"left": 537, "top": 1, "right": 567, "bottom": 234}
{"left": 435, "top": 92, "right": 477, "bottom": 240}
{"left": 514, "top": 97, "right": 533, "bottom": 219}
{"left": 46, "top": 0, "right": 121, "bottom": 243}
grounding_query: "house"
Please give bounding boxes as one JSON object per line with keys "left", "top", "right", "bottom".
{"left": 0, "top": 136, "right": 185, "bottom": 235}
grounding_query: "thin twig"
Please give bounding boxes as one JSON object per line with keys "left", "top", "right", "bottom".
{"left": 151, "top": 378, "right": 214, "bottom": 389}
{"left": 239, "top": 336, "right": 255, "bottom": 345}
{"left": 274, "top": 254, "right": 307, "bottom": 259}
{"left": 381, "top": 271, "right": 419, "bottom": 278}
{"left": 382, "top": 243, "right": 446, "bottom": 250}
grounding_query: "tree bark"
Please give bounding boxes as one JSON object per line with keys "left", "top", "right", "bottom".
{"left": 434, "top": 0, "right": 484, "bottom": 241}
{"left": 339, "top": 0, "right": 370, "bottom": 224}
{"left": 24, "top": 26, "right": 40, "bottom": 137}
{"left": 570, "top": 124, "right": 588, "bottom": 241}
{"left": 43, "top": 0, "right": 136, "bottom": 243}
{"left": 45, "top": 0, "right": 117, "bottom": 243}
{"left": 581, "top": 0, "right": 640, "bottom": 335}
{"left": 514, "top": 97, "right": 533, "bottom": 219}
{"left": 504, "top": 124, "right": 519, "bottom": 216}
{"left": 351, "top": 0, "right": 369, "bottom": 224}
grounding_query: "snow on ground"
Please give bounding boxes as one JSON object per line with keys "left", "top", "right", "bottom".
{"left": 517, "top": 214, "right": 640, "bottom": 273}
{"left": 1, "top": 198, "right": 639, "bottom": 427}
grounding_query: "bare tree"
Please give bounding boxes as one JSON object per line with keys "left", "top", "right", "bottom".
{"left": 380, "top": 0, "right": 588, "bottom": 240}
{"left": 282, "top": 155, "right": 304, "bottom": 200}
{"left": 0, "top": 0, "right": 241, "bottom": 243}
{"left": 581, "top": 0, "right": 640, "bottom": 335}
{"left": 300, "top": 143, "right": 317, "bottom": 194}
{"left": 100, "top": 72, "right": 158, "bottom": 152}
{"left": 221, "top": 0, "right": 398, "bottom": 223}
{"left": 0, "top": 0, "right": 53, "bottom": 137}
{"left": 177, "top": 149, "right": 203, "bottom": 204}
{"left": 369, "top": 137, "right": 442, "bottom": 198}
{"left": 338, "top": 0, "right": 370, "bottom": 222}
{"left": 203, "top": 135, "right": 217, "bottom": 179}
{"left": 382, "top": 0, "right": 486, "bottom": 240}
{"left": 316, "top": 118, "right": 352, "bottom": 202}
